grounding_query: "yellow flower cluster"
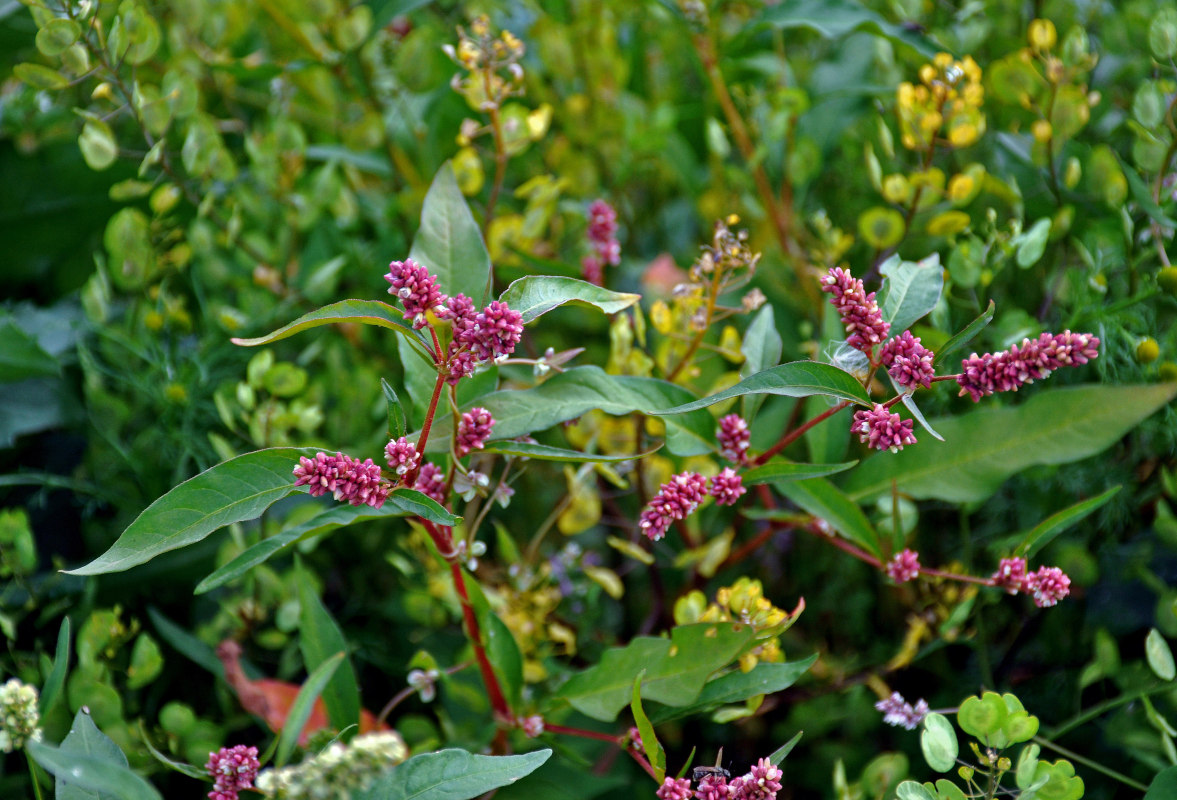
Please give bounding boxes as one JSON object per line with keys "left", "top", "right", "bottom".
{"left": 896, "top": 53, "right": 985, "bottom": 151}
{"left": 444, "top": 15, "right": 526, "bottom": 112}
{"left": 675, "top": 577, "right": 799, "bottom": 672}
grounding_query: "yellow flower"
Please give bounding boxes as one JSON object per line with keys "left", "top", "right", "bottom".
{"left": 1028, "top": 18, "right": 1057, "bottom": 51}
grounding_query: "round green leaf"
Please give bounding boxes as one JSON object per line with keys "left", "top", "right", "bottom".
{"left": 122, "top": 5, "right": 161, "bottom": 64}
{"left": 1134, "top": 82, "right": 1166, "bottom": 130}
{"left": 957, "top": 692, "right": 1008, "bottom": 742}
{"left": 920, "top": 712, "right": 959, "bottom": 773}
{"left": 79, "top": 119, "right": 118, "bottom": 171}
{"left": 14, "top": 62, "right": 71, "bottom": 89}
{"left": 896, "top": 781, "right": 937, "bottom": 800}
{"left": 35, "top": 18, "right": 81, "bottom": 56}
{"left": 263, "top": 363, "right": 308, "bottom": 397}
{"left": 1002, "top": 710, "right": 1039, "bottom": 745}
{"left": 1150, "top": 9, "right": 1177, "bottom": 59}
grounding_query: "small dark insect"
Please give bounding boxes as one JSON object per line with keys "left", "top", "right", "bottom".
{"left": 901, "top": 21, "right": 928, "bottom": 34}
{"left": 691, "top": 748, "right": 730, "bottom": 784}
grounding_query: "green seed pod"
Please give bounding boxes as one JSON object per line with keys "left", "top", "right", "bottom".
{"left": 1137, "top": 337, "right": 1160, "bottom": 364}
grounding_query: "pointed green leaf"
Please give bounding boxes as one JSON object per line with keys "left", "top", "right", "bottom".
{"left": 1017, "top": 485, "right": 1121, "bottom": 559}
{"left": 499, "top": 276, "right": 640, "bottom": 324}
{"left": 148, "top": 607, "right": 225, "bottom": 679}
{"left": 649, "top": 655, "right": 817, "bottom": 723}
{"left": 33, "top": 709, "right": 161, "bottom": 800}
{"left": 41, "top": 618, "right": 70, "bottom": 714}
{"left": 275, "top": 651, "right": 345, "bottom": 767}
{"left": 769, "top": 731, "right": 803, "bottom": 765}
{"left": 742, "top": 459, "right": 857, "bottom": 485}
{"left": 485, "top": 611, "right": 524, "bottom": 711}
{"left": 741, "top": 305, "right": 783, "bottom": 421}
{"left": 296, "top": 560, "right": 361, "bottom": 733}
{"left": 353, "top": 748, "right": 552, "bottom": 800}
{"left": 139, "top": 722, "right": 207, "bottom": 779}
{"left": 648, "top": 362, "right": 870, "bottom": 415}
{"left": 557, "top": 623, "right": 756, "bottom": 722}
{"left": 230, "top": 300, "right": 424, "bottom": 350}
{"left": 0, "top": 321, "right": 61, "bottom": 381}
{"left": 894, "top": 384, "right": 943, "bottom": 441}
{"left": 481, "top": 440, "right": 661, "bottom": 462}
{"left": 777, "top": 478, "right": 880, "bottom": 557}
{"left": 934, "top": 300, "right": 995, "bottom": 365}
{"left": 421, "top": 367, "right": 715, "bottom": 457}
{"left": 843, "top": 384, "right": 1177, "bottom": 502}
{"left": 632, "top": 671, "right": 666, "bottom": 781}
{"left": 410, "top": 162, "right": 491, "bottom": 305}
{"left": 66, "top": 448, "right": 317, "bottom": 575}
{"left": 1145, "top": 766, "right": 1177, "bottom": 800}
{"left": 388, "top": 487, "right": 461, "bottom": 525}
{"left": 382, "top": 378, "right": 407, "bottom": 439}
{"left": 879, "top": 254, "right": 943, "bottom": 334}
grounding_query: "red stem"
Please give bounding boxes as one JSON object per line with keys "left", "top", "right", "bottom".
{"left": 754, "top": 400, "right": 852, "bottom": 465}
{"left": 411, "top": 371, "right": 448, "bottom": 482}
{"left": 803, "top": 521, "right": 995, "bottom": 586}
{"left": 449, "top": 558, "right": 512, "bottom": 719}
{"left": 544, "top": 723, "right": 623, "bottom": 744}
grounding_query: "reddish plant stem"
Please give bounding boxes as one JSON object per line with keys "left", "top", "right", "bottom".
{"left": 754, "top": 400, "right": 852, "bottom": 465}
{"left": 544, "top": 723, "right": 622, "bottom": 744}
{"left": 805, "top": 521, "right": 995, "bottom": 586}
{"left": 448, "top": 557, "right": 512, "bottom": 719}
{"left": 411, "top": 371, "right": 448, "bottom": 481}
{"left": 917, "top": 566, "right": 994, "bottom": 586}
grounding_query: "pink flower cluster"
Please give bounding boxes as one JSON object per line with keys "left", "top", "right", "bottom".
{"left": 991, "top": 557, "right": 1071, "bottom": 607}
{"left": 442, "top": 295, "right": 524, "bottom": 384}
{"left": 638, "top": 470, "right": 746, "bottom": 541}
{"left": 875, "top": 692, "right": 930, "bottom": 730}
{"left": 956, "top": 330, "right": 1100, "bottom": 402}
{"left": 384, "top": 436, "right": 421, "bottom": 479}
{"left": 821, "top": 266, "right": 890, "bottom": 352}
{"left": 293, "top": 452, "right": 389, "bottom": 509}
{"left": 886, "top": 548, "right": 921, "bottom": 583}
{"left": 880, "top": 331, "right": 935, "bottom": 389}
{"left": 457, "top": 407, "right": 495, "bottom": 456}
{"left": 383, "top": 257, "right": 524, "bottom": 385}
{"left": 581, "top": 199, "right": 620, "bottom": 285}
{"left": 717, "top": 413, "right": 751, "bottom": 465}
{"left": 660, "top": 757, "right": 783, "bottom": 800}
{"left": 413, "top": 462, "right": 447, "bottom": 504}
{"left": 206, "top": 744, "right": 259, "bottom": 800}
{"left": 385, "top": 259, "right": 447, "bottom": 329}
{"left": 852, "top": 404, "right": 917, "bottom": 452}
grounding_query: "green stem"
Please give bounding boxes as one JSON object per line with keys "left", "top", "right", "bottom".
{"left": 26, "top": 751, "right": 46, "bottom": 800}
{"left": 1031, "top": 735, "right": 1147, "bottom": 792}
{"left": 1046, "top": 683, "right": 1173, "bottom": 739}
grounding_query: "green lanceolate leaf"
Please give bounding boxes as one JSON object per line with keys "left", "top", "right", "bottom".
{"left": 649, "top": 361, "right": 870, "bottom": 415}
{"left": 499, "top": 275, "right": 640, "bottom": 323}
{"left": 1016, "top": 485, "right": 1121, "bottom": 559}
{"left": 34, "top": 709, "right": 161, "bottom": 800}
{"left": 410, "top": 161, "right": 492, "bottom": 305}
{"left": 67, "top": 448, "right": 317, "bottom": 576}
{"left": 632, "top": 671, "right": 666, "bottom": 781}
{"left": 389, "top": 487, "right": 461, "bottom": 525}
{"left": 275, "top": 652, "right": 345, "bottom": 768}
{"left": 879, "top": 254, "right": 943, "bottom": 334}
{"left": 769, "top": 731, "right": 803, "bottom": 765}
{"left": 231, "top": 300, "right": 425, "bottom": 354}
{"left": 557, "top": 623, "right": 756, "bottom": 722}
{"left": 649, "top": 655, "right": 817, "bottom": 723}
{"left": 481, "top": 440, "right": 661, "bottom": 462}
{"left": 382, "top": 378, "right": 407, "bottom": 439}
{"left": 776, "top": 478, "right": 880, "bottom": 557}
{"left": 353, "top": 748, "right": 552, "bottom": 800}
{"left": 740, "top": 305, "right": 783, "bottom": 421}
{"left": 0, "top": 321, "right": 61, "bottom": 381}
{"left": 296, "top": 559, "right": 361, "bottom": 733}
{"left": 1147, "top": 629, "right": 1176, "bottom": 681}
{"left": 934, "top": 300, "right": 995, "bottom": 365}
{"left": 741, "top": 459, "right": 858, "bottom": 485}
{"left": 421, "top": 366, "right": 716, "bottom": 457}
{"left": 485, "top": 611, "right": 524, "bottom": 711}
{"left": 843, "top": 384, "right": 1177, "bottom": 502}
{"left": 754, "top": 0, "right": 941, "bottom": 58}
{"left": 41, "top": 617, "right": 70, "bottom": 713}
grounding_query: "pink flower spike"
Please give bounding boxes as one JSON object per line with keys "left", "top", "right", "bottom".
{"left": 384, "top": 436, "right": 421, "bottom": 478}
{"left": 852, "top": 404, "right": 917, "bottom": 452}
{"left": 717, "top": 413, "right": 751, "bottom": 465}
{"left": 294, "top": 452, "right": 390, "bottom": 509}
{"left": 519, "top": 715, "right": 544, "bottom": 738}
{"left": 412, "top": 462, "right": 447, "bottom": 504}
{"left": 638, "top": 471, "right": 708, "bottom": 541}
{"left": 472, "top": 300, "right": 523, "bottom": 361}
{"left": 991, "top": 556, "right": 1028, "bottom": 594}
{"left": 457, "top": 407, "right": 495, "bottom": 456}
{"left": 694, "top": 775, "right": 729, "bottom": 800}
{"left": 1027, "top": 566, "right": 1071, "bottom": 607}
{"left": 384, "top": 258, "right": 447, "bottom": 329}
{"left": 656, "top": 777, "right": 693, "bottom": 800}
{"left": 880, "top": 331, "right": 935, "bottom": 389}
{"left": 709, "top": 468, "right": 746, "bottom": 506}
{"left": 821, "top": 266, "right": 890, "bottom": 352}
{"left": 885, "top": 549, "right": 921, "bottom": 583}
{"left": 875, "top": 692, "right": 929, "bottom": 730}
{"left": 956, "top": 330, "right": 1100, "bottom": 402}
{"left": 743, "top": 757, "right": 783, "bottom": 800}
{"left": 586, "top": 199, "right": 620, "bottom": 266}
{"left": 206, "top": 744, "right": 260, "bottom": 800}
